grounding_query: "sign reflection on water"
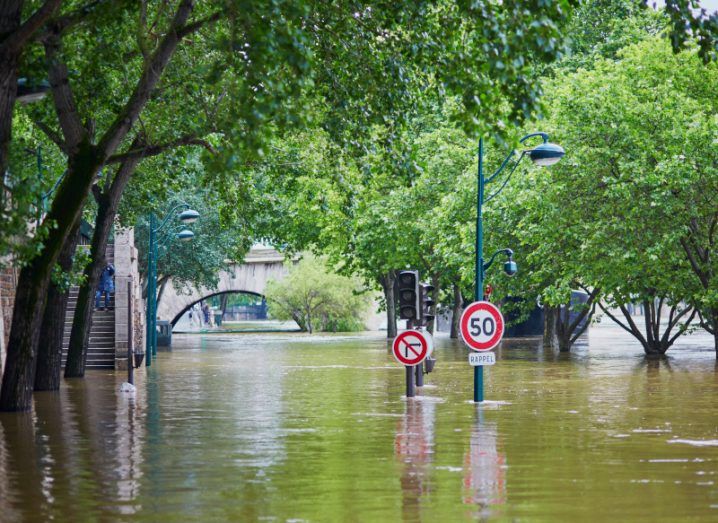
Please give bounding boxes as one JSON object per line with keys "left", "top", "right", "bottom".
{"left": 394, "top": 399, "right": 436, "bottom": 519}
{"left": 463, "top": 420, "right": 506, "bottom": 507}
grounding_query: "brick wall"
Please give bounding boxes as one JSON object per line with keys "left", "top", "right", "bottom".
{"left": 0, "top": 266, "right": 19, "bottom": 364}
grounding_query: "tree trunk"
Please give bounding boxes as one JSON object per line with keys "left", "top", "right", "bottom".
{"left": 543, "top": 305, "right": 558, "bottom": 349}
{"left": 64, "top": 194, "right": 111, "bottom": 377}
{"left": 599, "top": 297, "right": 695, "bottom": 358}
{"left": 380, "top": 272, "right": 397, "bottom": 338}
{"left": 0, "top": 0, "right": 63, "bottom": 181}
{"left": 556, "top": 304, "right": 572, "bottom": 352}
{"left": 450, "top": 283, "right": 462, "bottom": 339}
{"left": 220, "top": 293, "right": 228, "bottom": 315}
{"left": 1, "top": 152, "right": 99, "bottom": 411}
{"left": 428, "top": 273, "right": 440, "bottom": 335}
{"left": 0, "top": 1, "right": 22, "bottom": 180}
{"left": 156, "top": 277, "right": 168, "bottom": 307}
{"left": 65, "top": 155, "right": 141, "bottom": 378}
{"left": 34, "top": 220, "right": 80, "bottom": 390}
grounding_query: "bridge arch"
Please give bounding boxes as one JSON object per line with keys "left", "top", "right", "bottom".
{"left": 155, "top": 246, "right": 288, "bottom": 328}
{"left": 170, "top": 290, "right": 266, "bottom": 325}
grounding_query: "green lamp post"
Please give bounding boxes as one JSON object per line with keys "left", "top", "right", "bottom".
{"left": 145, "top": 204, "right": 199, "bottom": 366}
{"left": 474, "top": 133, "right": 564, "bottom": 402}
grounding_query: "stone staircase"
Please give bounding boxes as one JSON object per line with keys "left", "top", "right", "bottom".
{"left": 62, "top": 244, "right": 116, "bottom": 369}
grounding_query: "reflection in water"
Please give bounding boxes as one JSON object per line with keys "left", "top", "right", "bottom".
{"left": 395, "top": 398, "right": 436, "bottom": 522}
{"left": 114, "top": 387, "right": 145, "bottom": 515}
{"left": 462, "top": 414, "right": 506, "bottom": 513}
{"left": 0, "top": 375, "right": 146, "bottom": 522}
{"left": 0, "top": 325, "right": 717, "bottom": 521}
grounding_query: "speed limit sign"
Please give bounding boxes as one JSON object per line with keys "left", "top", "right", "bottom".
{"left": 460, "top": 301, "right": 504, "bottom": 351}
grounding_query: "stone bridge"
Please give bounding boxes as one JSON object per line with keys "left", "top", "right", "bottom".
{"left": 156, "top": 246, "right": 288, "bottom": 326}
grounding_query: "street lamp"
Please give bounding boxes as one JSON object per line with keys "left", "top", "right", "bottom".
{"left": 179, "top": 209, "right": 200, "bottom": 224}
{"left": 177, "top": 229, "right": 195, "bottom": 241}
{"left": 145, "top": 204, "right": 200, "bottom": 366}
{"left": 473, "top": 132, "right": 564, "bottom": 403}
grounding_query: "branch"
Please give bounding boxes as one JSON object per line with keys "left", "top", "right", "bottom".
{"left": 37, "top": 0, "right": 116, "bottom": 42}
{"left": 31, "top": 118, "right": 68, "bottom": 154}
{"left": 107, "top": 138, "right": 144, "bottom": 197}
{"left": 0, "top": 0, "right": 61, "bottom": 54}
{"left": 177, "top": 11, "right": 222, "bottom": 38}
{"left": 570, "top": 301, "right": 597, "bottom": 345}
{"left": 44, "top": 33, "right": 87, "bottom": 150}
{"left": 597, "top": 300, "right": 648, "bottom": 346}
{"left": 91, "top": 182, "right": 102, "bottom": 203}
{"left": 623, "top": 302, "right": 648, "bottom": 347}
{"left": 667, "top": 308, "right": 697, "bottom": 347}
{"left": 679, "top": 237, "right": 709, "bottom": 288}
{"left": 567, "top": 286, "right": 600, "bottom": 334}
{"left": 106, "top": 135, "right": 215, "bottom": 164}
{"left": 96, "top": 0, "right": 196, "bottom": 159}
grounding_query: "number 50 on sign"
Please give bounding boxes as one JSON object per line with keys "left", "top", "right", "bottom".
{"left": 460, "top": 301, "right": 504, "bottom": 351}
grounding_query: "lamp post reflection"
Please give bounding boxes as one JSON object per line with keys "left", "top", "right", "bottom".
{"left": 394, "top": 399, "right": 436, "bottom": 521}
{"left": 462, "top": 416, "right": 506, "bottom": 513}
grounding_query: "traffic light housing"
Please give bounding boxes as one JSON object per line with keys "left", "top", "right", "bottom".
{"left": 397, "top": 270, "right": 420, "bottom": 320}
{"left": 419, "top": 282, "right": 435, "bottom": 327}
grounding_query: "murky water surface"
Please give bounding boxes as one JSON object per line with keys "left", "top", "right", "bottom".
{"left": 1, "top": 323, "right": 718, "bottom": 522}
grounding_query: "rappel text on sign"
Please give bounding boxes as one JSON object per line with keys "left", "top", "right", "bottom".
{"left": 469, "top": 352, "right": 496, "bottom": 366}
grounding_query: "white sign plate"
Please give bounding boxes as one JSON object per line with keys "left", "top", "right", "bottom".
{"left": 469, "top": 352, "right": 496, "bottom": 366}
{"left": 460, "top": 301, "right": 505, "bottom": 351}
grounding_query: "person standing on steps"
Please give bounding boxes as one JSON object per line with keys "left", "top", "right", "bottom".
{"left": 95, "top": 263, "right": 115, "bottom": 311}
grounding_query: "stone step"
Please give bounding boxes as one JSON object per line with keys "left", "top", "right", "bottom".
{"left": 62, "top": 351, "right": 116, "bottom": 358}
{"left": 62, "top": 336, "right": 115, "bottom": 344}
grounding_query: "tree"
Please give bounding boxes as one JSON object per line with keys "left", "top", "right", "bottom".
{"left": 0, "top": 0, "right": 62, "bottom": 180}
{"left": 2, "top": 0, "right": 580, "bottom": 410}
{"left": 537, "top": 37, "right": 716, "bottom": 356}
{"left": 2, "top": 0, "right": 214, "bottom": 410}
{"left": 265, "top": 254, "right": 369, "bottom": 333}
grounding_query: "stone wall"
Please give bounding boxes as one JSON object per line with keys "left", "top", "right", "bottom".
{"left": 113, "top": 227, "right": 145, "bottom": 370}
{"left": 0, "top": 266, "right": 19, "bottom": 367}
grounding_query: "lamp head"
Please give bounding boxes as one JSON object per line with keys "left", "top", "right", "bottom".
{"left": 177, "top": 229, "right": 195, "bottom": 242}
{"left": 504, "top": 259, "right": 518, "bottom": 277}
{"left": 528, "top": 142, "right": 565, "bottom": 166}
{"left": 179, "top": 209, "right": 200, "bottom": 224}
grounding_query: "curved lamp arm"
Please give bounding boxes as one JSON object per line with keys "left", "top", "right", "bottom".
{"left": 154, "top": 201, "right": 191, "bottom": 234}
{"left": 483, "top": 248, "right": 514, "bottom": 272}
{"left": 519, "top": 132, "right": 549, "bottom": 145}
{"left": 484, "top": 132, "right": 552, "bottom": 200}
{"left": 155, "top": 224, "right": 196, "bottom": 260}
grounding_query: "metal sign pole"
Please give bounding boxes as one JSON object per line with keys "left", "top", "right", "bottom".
{"left": 405, "top": 319, "right": 415, "bottom": 398}
{"left": 475, "top": 137, "right": 485, "bottom": 404}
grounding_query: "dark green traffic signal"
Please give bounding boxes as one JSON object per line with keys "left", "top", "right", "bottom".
{"left": 419, "top": 282, "right": 434, "bottom": 327}
{"left": 397, "top": 270, "right": 419, "bottom": 320}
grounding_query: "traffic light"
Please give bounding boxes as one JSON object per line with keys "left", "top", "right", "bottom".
{"left": 419, "top": 282, "right": 435, "bottom": 327}
{"left": 397, "top": 270, "right": 419, "bottom": 320}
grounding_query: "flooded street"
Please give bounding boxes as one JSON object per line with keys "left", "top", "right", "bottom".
{"left": 1, "top": 322, "right": 718, "bottom": 522}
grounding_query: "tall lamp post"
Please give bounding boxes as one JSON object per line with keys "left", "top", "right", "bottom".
{"left": 145, "top": 205, "right": 199, "bottom": 366}
{"left": 474, "top": 133, "right": 564, "bottom": 402}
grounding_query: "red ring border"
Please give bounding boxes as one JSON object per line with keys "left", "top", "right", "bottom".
{"left": 392, "top": 330, "right": 429, "bottom": 366}
{"left": 460, "top": 301, "right": 504, "bottom": 352}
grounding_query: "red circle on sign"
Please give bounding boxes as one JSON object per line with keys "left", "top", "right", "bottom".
{"left": 392, "top": 330, "right": 429, "bottom": 366}
{"left": 460, "top": 301, "right": 504, "bottom": 351}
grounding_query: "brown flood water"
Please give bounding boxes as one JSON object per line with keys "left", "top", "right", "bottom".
{"left": 1, "top": 321, "right": 717, "bottom": 522}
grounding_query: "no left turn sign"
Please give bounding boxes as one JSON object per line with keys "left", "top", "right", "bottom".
{"left": 392, "top": 330, "right": 431, "bottom": 366}
{"left": 460, "top": 301, "right": 504, "bottom": 351}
